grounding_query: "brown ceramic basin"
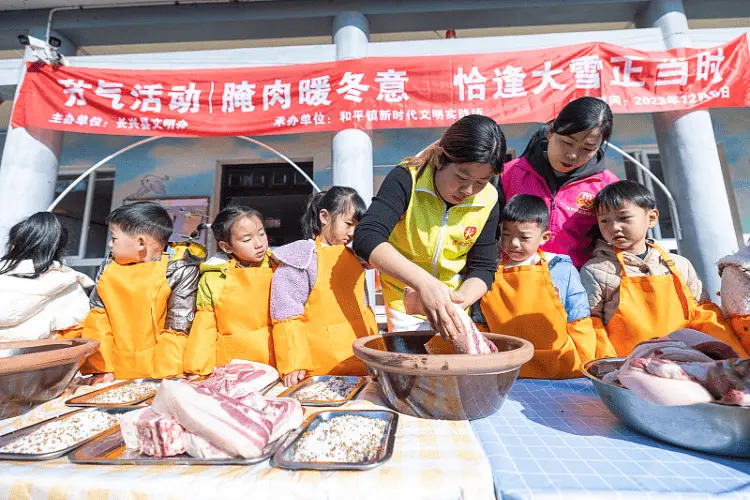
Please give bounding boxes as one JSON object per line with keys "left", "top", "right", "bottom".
{"left": 0, "top": 338, "right": 100, "bottom": 419}
{"left": 353, "top": 331, "right": 533, "bottom": 420}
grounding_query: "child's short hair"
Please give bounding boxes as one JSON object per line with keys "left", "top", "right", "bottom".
{"left": 211, "top": 205, "right": 264, "bottom": 243}
{"left": 594, "top": 180, "right": 657, "bottom": 213}
{"left": 502, "top": 194, "right": 550, "bottom": 230}
{"left": 107, "top": 201, "right": 173, "bottom": 245}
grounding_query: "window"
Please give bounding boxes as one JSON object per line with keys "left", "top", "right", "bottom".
{"left": 54, "top": 169, "right": 115, "bottom": 278}
{"left": 220, "top": 162, "right": 314, "bottom": 247}
{"left": 623, "top": 147, "right": 747, "bottom": 252}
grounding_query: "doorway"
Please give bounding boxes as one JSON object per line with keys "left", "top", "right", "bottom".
{"left": 220, "top": 162, "right": 314, "bottom": 246}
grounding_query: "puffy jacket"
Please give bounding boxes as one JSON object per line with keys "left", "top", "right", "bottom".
{"left": 0, "top": 261, "right": 93, "bottom": 341}
{"left": 580, "top": 240, "right": 709, "bottom": 326}
{"left": 503, "top": 130, "right": 619, "bottom": 268}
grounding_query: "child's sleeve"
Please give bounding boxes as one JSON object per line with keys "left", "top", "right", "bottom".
{"left": 682, "top": 257, "right": 712, "bottom": 304}
{"left": 579, "top": 265, "right": 617, "bottom": 359}
{"left": 157, "top": 263, "right": 200, "bottom": 378}
{"left": 184, "top": 274, "right": 218, "bottom": 375}
{"left": 270, "top": 262, "right": 315, "bottom": 377}
{"left": 80, "top": 261, "right": 115, "bottom": 375}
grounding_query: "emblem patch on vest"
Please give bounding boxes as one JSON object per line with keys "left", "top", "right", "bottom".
{"left": 575, "top": 192, "right": 595, "bottom": 214}
{"left": 464, "top": 226, "right": 478, "bottom": 239}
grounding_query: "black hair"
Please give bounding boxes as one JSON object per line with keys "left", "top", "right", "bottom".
{"left": 211, "top": 205, "right": 264, "bottom": 243}
{"left": 301, "top": 186, "right": 366, "bottom": 240}
{"left": 0, "top": 212, "right": 68, "bottom": 278}
{"left": 107, "top": 201, "right": 173, "bottom": 245}
{"left": 502, "top": 194, "right": 550, "bottom": 230}
{"left": 524, "top": 97, "right": 613, "bottom": 162}
{"left": 404, "top": 114, "right": 507, "bottom": 178}
{"left": 594, "top": 180, "right": 657, "bottom": 213}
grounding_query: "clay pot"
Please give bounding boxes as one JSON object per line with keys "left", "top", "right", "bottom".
{"left": 353, "top": 331, "right": 533, "bottom": 420}
{"left": 0, "top": 338, "right": 100, "bottom": 419}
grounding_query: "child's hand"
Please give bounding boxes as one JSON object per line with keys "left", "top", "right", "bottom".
{"left": 282, "top": 370, "right": 307, "bottom": 387}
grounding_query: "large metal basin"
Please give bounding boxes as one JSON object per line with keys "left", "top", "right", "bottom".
{"left": 353, "top": 331, "right": 533, "bottom": 420}
{"left": 0, "top": 338, "right": 100, "bottom": 419}
{"left": 583, "top": 358, "right": 750, "bottom": 457}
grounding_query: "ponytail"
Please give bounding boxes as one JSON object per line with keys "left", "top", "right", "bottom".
{"left": 301, "top": 192, "right": 327, "bottom": 240}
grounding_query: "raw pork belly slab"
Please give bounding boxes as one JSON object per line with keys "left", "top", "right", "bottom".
{"left": 153, "top": 380, "right": 274, "bottom": 459}
{"left": 197, "top": 360, "right": 279, "bottom": 399}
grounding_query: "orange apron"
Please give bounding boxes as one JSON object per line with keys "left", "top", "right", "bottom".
{"left": 273, "top": 239, "right": 378, "bottom": 377}
{"left": 214, "top": 262, "right": 275, "bottom": 367}
{"left": 480, "top": 251, "right": 596, "bottom": 379}
{"left": 606, "top": 243, "right": 747, "bottom": 357}
{"left": 84, "top": 254, "right": 181, "bottom": 379}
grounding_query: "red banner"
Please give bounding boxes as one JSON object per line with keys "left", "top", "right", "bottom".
{"left": 11, "top": 36, "right": 750, "bottom": 137}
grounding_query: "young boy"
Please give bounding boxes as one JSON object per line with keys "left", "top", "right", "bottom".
{"left": 81, "top": 202, "right": 205, "bottom": 381}
{"left": 476, "top": 194, "right": 605, "bottom": 379}
{"left": 580, "top": 180, "right": 747, "bottom": 357}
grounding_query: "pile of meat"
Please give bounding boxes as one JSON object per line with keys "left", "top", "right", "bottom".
{"left": 603, "top": 329, "right": 750, "bottom": 406}
{"left": 118, "top": 360, "right": 303, "bottom": 459}
{"left": 425, "top": 304, "right": 498, "bottom": 355}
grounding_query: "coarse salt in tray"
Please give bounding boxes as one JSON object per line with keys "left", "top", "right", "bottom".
{"left": 65, "top": 379, "right": 161, "bottom": 408}
{"left": 271, "top": 410, "right": 398, "bottom": 470}
{"left": 0, "top": 408, "right": 128, "bottom": 461}
{"left": 278, "top": 376, "right": 367, "bottom": 407}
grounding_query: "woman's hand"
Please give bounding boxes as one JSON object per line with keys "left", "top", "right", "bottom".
{"left": 282, "top": 370, "right": 307, "bottom": 387}
{"left": 414, "top": 276, "right": 466, "bottom": 341}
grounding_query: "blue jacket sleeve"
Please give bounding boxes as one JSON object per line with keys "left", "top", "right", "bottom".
{"left": 549, "top": 256, "right": 590, "bottom": 322}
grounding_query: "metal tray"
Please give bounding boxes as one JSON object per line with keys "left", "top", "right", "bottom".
{"left": 0, "top": 408, "right": 131, "bottom": 461}
{"left": 277, "top": 376, "right": 367, "bottom": 407}
{"left": 583, "top": 358, "right": 750, "bottom": 458}
{"left": 65, "top": 378, "right": 162, "bottom": 408}
{"left": 271, "top": 409, "right": 398, "bottom": 470}
{"left": 69, "top": 425, "right": 292, "bottom": 466}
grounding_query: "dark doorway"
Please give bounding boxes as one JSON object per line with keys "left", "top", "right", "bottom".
{"left": 220, "top": 162, "right": 314, "bottom": 246}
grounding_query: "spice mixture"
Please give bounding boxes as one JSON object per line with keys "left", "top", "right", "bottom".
{"left": 89, "top": 381, "right": 160, "bottom": 404}
{"left": 0, "top": 411, "right": 120, "bottom": 455}
{"left": 292, "top": 378, "right": 358, "bottom": 402}
{"left": 291, "top": 415, "right": 387, "bottom": 463}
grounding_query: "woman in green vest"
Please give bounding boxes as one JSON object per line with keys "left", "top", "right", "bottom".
{"left": 353, "top": 115, "right": 506, "bottom": 340}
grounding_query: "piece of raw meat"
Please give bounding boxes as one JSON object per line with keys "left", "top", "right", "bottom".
{"left": 197, "top": 360, "right": 279, "bottom": 399}
{"left": 152, "top": 379, "right": 275, "bottom": 459}
{"left": 118, "top": 408, "right": 143, "bottom": 450}
{"left": 182, "top": 431, "right": 234, "bottom": 460}
{"left": 426, "top": 304, "right": 498, "bottom": 355}
{"left": 609, "top": 332, "right": 750, "bottom": 406}
{"left": 134, "top": 408, "right": 185, "bottom": 458}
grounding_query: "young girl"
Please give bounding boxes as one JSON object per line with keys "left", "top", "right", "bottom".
{"left": 353, "top": 115, "right": 505, "bottom": 339}
{"left": 185, "top": 206, "right": 274, "bottom": 375}
{"left": 502, "top": 97, "right": 619, "bottom": 268}
{"left": 271, "top": 187, "right": 378, "bottom": 387}
{"left": 0, "top": 212, "right": 93, "bottom": 340}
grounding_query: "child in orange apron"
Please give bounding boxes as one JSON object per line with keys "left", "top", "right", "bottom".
{"left": 580, "top": 181, "right": 747, "bottom": 357}
{"left": 184, "top": 206, "right": 275, "bottom": 376}
{"left": 719, "top": 242, "right": 750, "bottom": 353}
{"left": 476, "top": 194, "right": 602, "bottom": 378}
{"left": 271, "top": 187, "right": 378, "bottom": 387}
{"left": 81, "top": 201, "right": 205, "bottom": 382}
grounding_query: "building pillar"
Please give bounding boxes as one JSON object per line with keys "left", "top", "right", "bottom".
{"left": 636, "top": 0, "right": 738, "bottom": 302}
{"left": 332, "top": 11, "right": 377, "bottom": 311}
{"left": 0, "top": 29, "right": 76, "bottom": 251}
{"left": 331, "top": 11, "right": 373, "bottom": 205}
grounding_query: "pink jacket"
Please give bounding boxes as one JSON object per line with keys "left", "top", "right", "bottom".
{"left": 503, "top": 156, "right": 619, "bottom": 268}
